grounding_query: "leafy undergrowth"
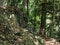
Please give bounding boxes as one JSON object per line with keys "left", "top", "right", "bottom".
{"left": 0, "top": 26, "right": 44, "bottom": 45}
{"left": 0, "top": 27, "right": 60, "bottom": 45}
{"left": 0, "top": 14, "right": 44, "bottom": 45}
{"left": 0, "top": 14, "right": 60, "bottom": 45}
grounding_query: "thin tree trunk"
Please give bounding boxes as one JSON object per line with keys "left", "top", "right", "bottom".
{"left": 50, "top": 0, "right": 55, "bottom": 37}
{"left": 26, "top": 0, "right": 29, "bottom": 28}
{"left": 13, "top": 0, "right": 27, "bottom": 27}
{"left": 40, "top": 0, "right": 46, "bottom": 36}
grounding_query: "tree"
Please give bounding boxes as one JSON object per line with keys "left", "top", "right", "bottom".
{"left": 40, "top": 0, "right": 47, "bottom": 36}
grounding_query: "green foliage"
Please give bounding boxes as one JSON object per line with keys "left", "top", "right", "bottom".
{"left": 0, "top": 0, "right": 60, "bottom": 45}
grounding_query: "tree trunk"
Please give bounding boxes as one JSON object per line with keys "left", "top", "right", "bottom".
{"left": 50, "top": 0, "right": 55, "bottom": 37}
{"left": 40, "top": 0, "right": 46, "bottom": 36}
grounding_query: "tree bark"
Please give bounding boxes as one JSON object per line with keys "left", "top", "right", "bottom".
{"left": 40, "top": 0, "right": 47, "bottom": 36}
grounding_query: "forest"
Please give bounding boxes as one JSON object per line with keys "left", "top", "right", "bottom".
{"left": 0, "top": 0, "right": 60, "bottom": 45}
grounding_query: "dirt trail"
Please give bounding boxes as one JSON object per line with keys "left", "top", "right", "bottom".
{"left": 34, "top": 36, "right": 60, "bottom": 45}
{"left": 41, "top": 38, "right": 60, "bottom": 45}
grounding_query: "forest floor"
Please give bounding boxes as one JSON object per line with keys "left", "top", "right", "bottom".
{"left": 41, "top": 38, "right": 60, "bottom": 45}
{"left": 34, "top": 35, "right": 60, "bottom": 45}
{"left": 0, "top": 28, "right": 60, "bottom": 45}
{"left": 22, "top": 29, "right": 60, "bottom": 45}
